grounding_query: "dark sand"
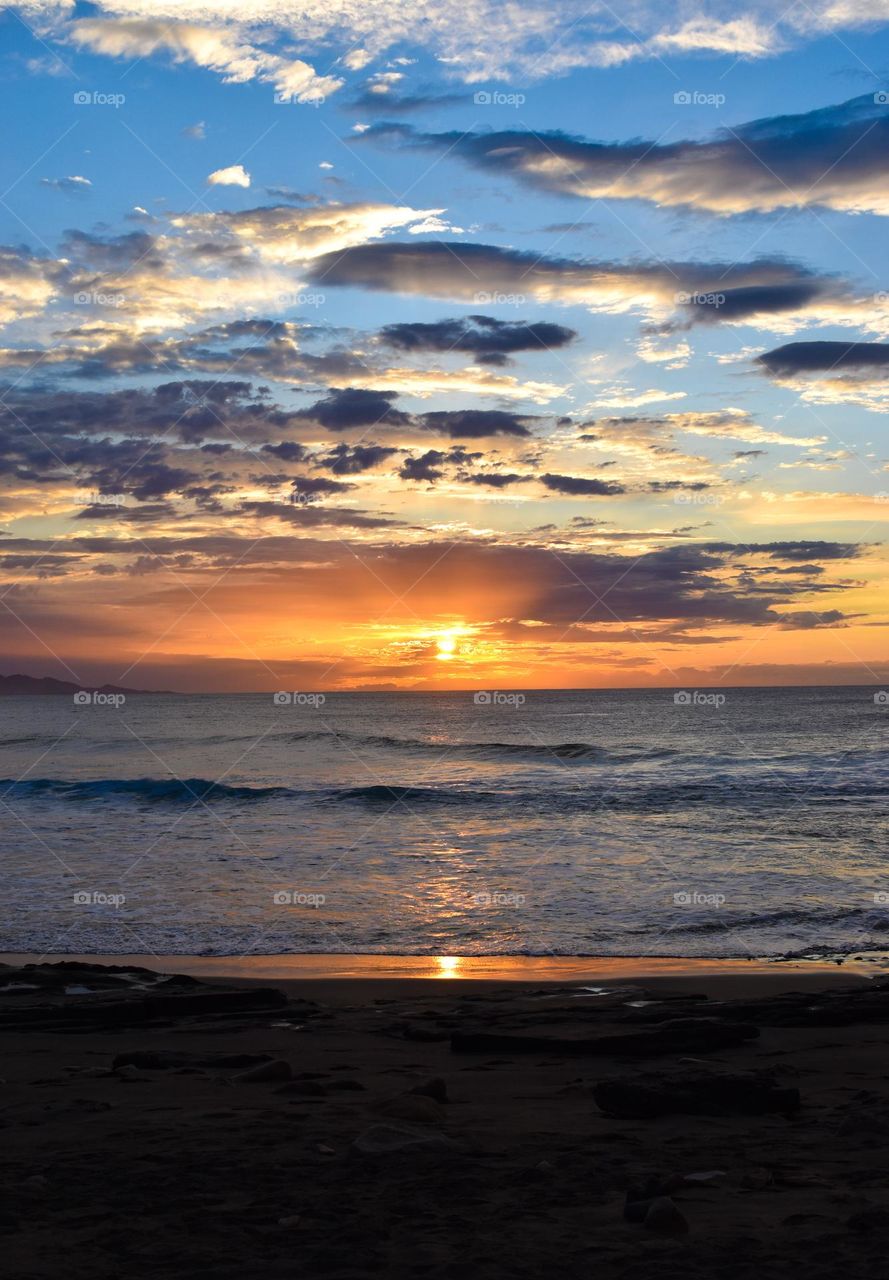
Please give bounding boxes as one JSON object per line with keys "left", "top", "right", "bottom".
{"left": 3, "top": 956, "right": 889, "bottom": 1279}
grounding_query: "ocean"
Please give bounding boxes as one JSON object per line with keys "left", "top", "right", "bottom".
{"left": 1, "top": 686, "right": 887, "bottom": 959}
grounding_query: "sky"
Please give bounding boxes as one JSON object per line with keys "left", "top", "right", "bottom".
{"left": 0, "top": 0, "right": 888, "bottom": 692}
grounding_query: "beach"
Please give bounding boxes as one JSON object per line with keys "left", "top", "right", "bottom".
{"left": 4, "top": 955, "right": 889, "bottom": 1279}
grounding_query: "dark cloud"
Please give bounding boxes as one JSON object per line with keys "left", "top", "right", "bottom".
{"left": 263, "top": 187, "right": 320, "bottom": 204}
{"left": 461, "top": 472, "right": 529, "bottom": 488}
{"left": 648, "top": 480, "right": 712, "bottom": 493}
{"left": 677, "top": 282, "right": 825, "bottom": 327}
{"left": 306, "top": 240, "right": 835, "bottom": 327}
{"left": 300, "top": 387, "right": 411, "bottom": 430}
{"left": 348, "top": 88, "right": 468, "bottom": 114}
{"left": 540, "top": 473, "right": 626, "bottom": 496}
{"left": 757, "top": 340, "right": 889, "bottom": 377}
{"left": 238, "top": 501, "right": 406, "bottom": 529}
{"left": 362, "top": 98, "right": 889, "bottom": 215}
{"left": 398, "top": 446, "right": 480, "bottom": 483}
{"left": 289, "top": 475, "right": 353, "bottom": 498}
{"left": 0, "top": 318, "right": 374, "bottom": 385}
{"left": 704, "top": 540, "right": 865, "bottom": 561}
{"left": 398, "top": 450, "right": 449, "bottom": 483}
{"left": 261, "top": 441, "right": 310, "bottom": 463}
{"left": 74, "top": 502, "right": 177, "bottom": 523}
{"left": 0, "top": 534, "right": 865, "bottom": 653}
{"left": 377, "top": 314, "right": 577, "bottom": 365}
{"left": 0, "top": 382, "right": 312, "bottom": 503}
{"left": 291, "top": 392, "right": 539, "bottom": 441}
{"left": 319, "top": 443, "right": 399, "bottom": 474}
{"left": 60, "top": 228, "right": 160, "bottom": 271}
{"left": 418, "top": 408, "right": 535, "bottom": 438}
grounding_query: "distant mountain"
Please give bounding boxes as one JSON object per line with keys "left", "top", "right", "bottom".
{"left": 0, "top": 674, "right": 173, "bottom": 696}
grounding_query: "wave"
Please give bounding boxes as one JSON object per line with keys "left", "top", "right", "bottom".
{"left": 327, "top": 783, "right": 496, "bottom": 807}
{"left": 1, "top": 766, "right": 887, "bottom": 810}
{"left": 664, "top": 905, "right": 876, "bottom": 936}
{"left": 0, "top": 777, "right": 288, "bottom": 803}
{"left": 287, "top": 729, "right": 677, "bottom": 765}
{"left": 0, "top": 776, "right": 498, "bottom": 808}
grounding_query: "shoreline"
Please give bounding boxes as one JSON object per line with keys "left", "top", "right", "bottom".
{"left": 2, "top": 950, "right": 879, "bottom": 998}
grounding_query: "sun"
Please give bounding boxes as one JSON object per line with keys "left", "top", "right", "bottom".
{"left": 436, "top": 634, "right": 457, "bottom": 660}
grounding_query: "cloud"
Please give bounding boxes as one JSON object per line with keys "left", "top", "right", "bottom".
{"left": 377, "top": 314, "right": 577, "bottom": 365}
{"left": 348, "top": 85, "right": 469, "bottom": 114}
{"left": 320, "top": 443, "right": 399, "bottom": 474}
{"left": 39, "top": 174, "right": 92, "bottom": 195}
{"left": 170, "top": 201, "right": 445, "bottom": 264}
{"left": 207, "top": 164, "right": 251, "bottom": 188}
{"left": 238, "top": 502, "right": 407, "bottom": 529}
{"left": 399, "top": 448, "right": 463, "bottom": 482}
{"left": 0, "top": 526, "right": 869, "bottom": 683}
{"left": 757, "top": 340, "right": 889, "bottom": 407}
{"left": 305, "top": 239, "right": 850, "bottom": 331}
{"left": 651, "top": 15, "right": 779, "bottom": 54}
{"left": 298, "top": 388, "right": 411, "bottom": 431}
{"left": 28, "top": 1, "right": 888, "bottom": 95}
{"left": 0, "top": 315, "right": 565, "bottom": 402}
{"left": 757, "top": 340, "right": 889, "bottom": 376}
{"left": 0, "top": 202, "right": 451, "bottom": 335}
{"left": 0, "top": 245, "right": 67, "bottom": 327}
{"left": 295, "top": 390, "right": 540, "bottom": 438}
{"left": 68, "top": 18, "right": 342, "bottom": 102}
{"left": 417, "top": 409, "right": 535, "bottom": 438}
{"left": 406, "top": 213, "right": 465, "bottom": 235}
{"left": 540, "top": 473, "right": 626, "bottom": 496}
{"left": 662, "top": 409, "right": 825, "bottom": 448}
{"left": 461, "top": 471, "right": 529, "bottom": 488}
{"left": 365, "top": 95, "right": 889, "bottom": 215}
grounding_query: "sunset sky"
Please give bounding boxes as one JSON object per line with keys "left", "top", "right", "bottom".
{"left": 1, "top": 1, "right": 888, "bottom": 691}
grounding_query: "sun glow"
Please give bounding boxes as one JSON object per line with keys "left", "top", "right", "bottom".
{"left": 432, "top": 624, "right": 473, "bottom": 661}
